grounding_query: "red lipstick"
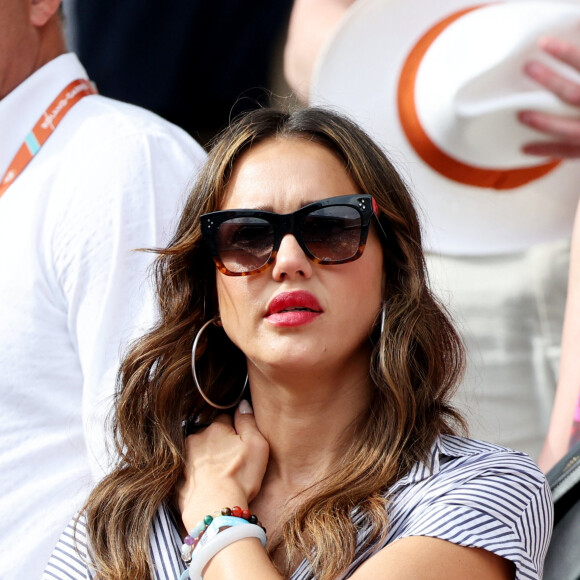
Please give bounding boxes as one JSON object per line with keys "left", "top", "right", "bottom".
{"left": 266, "top": 290, "right": 323, "bottom": 327}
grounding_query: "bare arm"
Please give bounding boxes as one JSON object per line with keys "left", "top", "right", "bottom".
{"left": 283, "top": 0, "right": 356, "bottom": 102}
{"left": 519, "top": 36, "right": 580, "bottom": 470}
{"left": 350, "top": 536, "right": 514, "bottom": 580}
{"left": 539, "top": 200, "right": 580, "bottom": 471}
{"left": 205, "top": 535, "right": 514, "bottom": 580}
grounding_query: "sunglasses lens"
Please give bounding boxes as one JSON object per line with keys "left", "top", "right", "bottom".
{"left": 215, "top": 217, "right": 274, "bottom": 273}
{"left": 302, "top": 206, "right": 362, "bottom": 262}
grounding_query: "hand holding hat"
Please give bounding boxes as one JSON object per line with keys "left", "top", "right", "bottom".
{"left": 520, "top": 36, "right": 580, "bottom": 158}
{"left": 311, "top": 0, "right": 580, "bottom": 254}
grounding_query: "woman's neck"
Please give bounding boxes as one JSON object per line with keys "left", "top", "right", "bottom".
{"left": 247, "top": 360, "right": 373, "bottom": 491}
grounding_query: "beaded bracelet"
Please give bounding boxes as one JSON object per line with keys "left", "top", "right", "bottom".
{"left": 180, "top": 507, "right": 265, "bottom": 564}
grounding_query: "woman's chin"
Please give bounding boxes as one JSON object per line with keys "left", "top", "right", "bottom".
{"left": 250, "top": 346, "right": 330, "bottom": 377}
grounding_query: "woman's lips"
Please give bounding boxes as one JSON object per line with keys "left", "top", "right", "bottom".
{"left": 266, "top": 290, "right": 323, "bottom": 327}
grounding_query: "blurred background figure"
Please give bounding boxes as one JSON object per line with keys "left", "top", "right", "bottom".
{"left": 0, "top": 1, "right": 205, "bottom": 578}
{"left": 64, "top": 0, "right": 294, "bottom": 146}
{"left": 517, "top": 32, "right": 580, "bottom": 469}
{"left": 284, "top": 0, "right": 580, "bottom": 462}
{"left": 541, "top": 199, "right": 580, "bottom": 468}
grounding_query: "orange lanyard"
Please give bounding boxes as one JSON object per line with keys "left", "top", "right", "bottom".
{"left": 0, "top": 78, "right": 97, "bottom": 199}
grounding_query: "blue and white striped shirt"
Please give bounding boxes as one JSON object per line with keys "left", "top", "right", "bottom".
{"left": 43, "top": 435, "right": 553, "bottom": 580}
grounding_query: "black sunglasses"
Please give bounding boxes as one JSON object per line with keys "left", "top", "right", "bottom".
{"left": 200, "top": 194, "right": 378, "bottom": 276}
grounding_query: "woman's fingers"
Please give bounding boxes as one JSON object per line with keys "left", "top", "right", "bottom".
{"left": 235, "top": 403, "right": 269, "bottom": 457}
{"left": 234, "top": 399, "right": 257, "bottom": 433}
{"left": 212, "top": 413, "right": 234, "bottom": 427}
{"left": 233, "top": 401, "right": 270, "bottom": 501}
{"left": 234, "top": 401, "right": 268, "bottom": 456}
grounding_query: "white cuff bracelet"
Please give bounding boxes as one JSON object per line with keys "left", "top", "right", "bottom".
{"left": 187, "top": 523, "right": 267, "bottom": 580}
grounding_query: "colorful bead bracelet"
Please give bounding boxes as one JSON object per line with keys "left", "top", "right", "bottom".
{"left": 180, "top": 506, "right": 265, "bottom": 564}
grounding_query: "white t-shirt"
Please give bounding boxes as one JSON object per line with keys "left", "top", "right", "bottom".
{"left": 44, "top": 435, "right": 553, "bottom": 580}
{"left": 0, "top": 53, "right": 206, "bottom": 580}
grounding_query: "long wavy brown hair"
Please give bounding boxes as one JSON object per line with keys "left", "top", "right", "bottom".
{"left": 82, "top": 107, "right": 465, "bottom": 579}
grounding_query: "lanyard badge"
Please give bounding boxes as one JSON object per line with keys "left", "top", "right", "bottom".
{"left": 0, "top": 78, "right": 97, "bottom": 199}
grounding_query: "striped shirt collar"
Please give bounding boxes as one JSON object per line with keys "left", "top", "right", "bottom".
{"left": 389, "top": 434, "right": 494, "bottom": 492}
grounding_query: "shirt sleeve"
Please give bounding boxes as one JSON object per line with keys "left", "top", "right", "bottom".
{"left": 48, "top": 117, "right": 206, "bottom": 479}
{"left": 42, "top": 514, "right": 94, "bottom": 580}
{"left": 394, "top": 453, "right": 554, "bottom": 580}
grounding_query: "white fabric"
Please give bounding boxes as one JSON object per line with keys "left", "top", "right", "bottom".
{"left": 0, "top": 53, "right": 206, "bottom": 580}
{"left": 311, "top": 0, "right": 580, "bottom": 255}
{"left": 44, "top": 435, "right": 553, "bottom": 580}
{"left": 415, "top": 2, "right": 580, "bottom": 169}
{"left": 427, "top": 238, "right": 570, "bottom": 460}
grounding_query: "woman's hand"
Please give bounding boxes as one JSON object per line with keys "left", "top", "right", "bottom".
{"left": 176, "top": 400, "right": 270, "bottom": 530}
{"left": 519, "top": 36, "right": 580, "bottom": 158}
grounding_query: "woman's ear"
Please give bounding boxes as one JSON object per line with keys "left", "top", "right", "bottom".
{"left": 29, "top": 0, "right": 61, "bottom": 27}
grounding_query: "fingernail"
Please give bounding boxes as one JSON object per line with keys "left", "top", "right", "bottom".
{"left": 239, "top": 399, "right": 253, "bottom": 415}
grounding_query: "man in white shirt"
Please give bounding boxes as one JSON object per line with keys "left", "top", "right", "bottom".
{"left": 0, "top": 1, "right": 206, "bottom": 577}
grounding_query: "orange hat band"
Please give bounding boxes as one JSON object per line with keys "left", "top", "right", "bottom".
{"left": 396, "top": 3, "right": 560, "bottom": 191}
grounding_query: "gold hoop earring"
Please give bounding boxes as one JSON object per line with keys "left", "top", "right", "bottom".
{"left": 191, "top": 317, "right": 248, "bottom": 409}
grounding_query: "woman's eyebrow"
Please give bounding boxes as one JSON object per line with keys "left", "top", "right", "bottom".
{"left": 229, "top": 199, "right": 318, "bottom": 213}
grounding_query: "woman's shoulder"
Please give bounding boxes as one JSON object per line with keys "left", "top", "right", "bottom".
{"left": 375, "top": 435, "right": 553, "bottom": 580}
{"left": 435, "top": 434, "right": 549, "bottom": 489}
{"left": 390, "top": 434, "right": 548, "bottom": 496}
{"left": 437, "top": 434, "right": 547, "bottom": 473}
{"left": 42, "top": 513, "right": 94, "bottom": 580}
{"left": 438, "top": 433, "right": 539, "bottom": 459}
{"left": 389, "top": 434, "right": 551, "bottom": 526}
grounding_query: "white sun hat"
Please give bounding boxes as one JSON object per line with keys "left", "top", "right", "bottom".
{"left": 310, "top": 0, "right": 580, "bottom": 255}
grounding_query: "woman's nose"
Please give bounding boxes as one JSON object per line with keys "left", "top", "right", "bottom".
{"left": 271, "top": 234, "right": 313, "bottom": 280}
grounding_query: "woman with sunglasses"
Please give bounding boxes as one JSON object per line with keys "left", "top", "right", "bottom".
{"left": 44, "top": 108, "right": 551, "bottom": 580}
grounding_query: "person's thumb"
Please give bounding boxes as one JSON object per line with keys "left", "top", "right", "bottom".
{"left": 234, "top": 399, "right": 259, "bottom": 437}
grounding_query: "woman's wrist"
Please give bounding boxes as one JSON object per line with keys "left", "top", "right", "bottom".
{"left": 181, "top": 506, "right": 266, "bottom": 563}
{"left": 181, "top": 490, "right": 249, "bottom": 531}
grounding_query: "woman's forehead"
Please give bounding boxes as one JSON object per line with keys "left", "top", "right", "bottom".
{"left": 220, "top": 137, "right": 358, "bottom": 213}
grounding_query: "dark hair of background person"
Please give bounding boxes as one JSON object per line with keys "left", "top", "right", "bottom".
{"left": 70, "top": 0, "right": 294, "bottom": 146}
{"left": 82, "top": 107, "right": 466, "bottom": 580}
